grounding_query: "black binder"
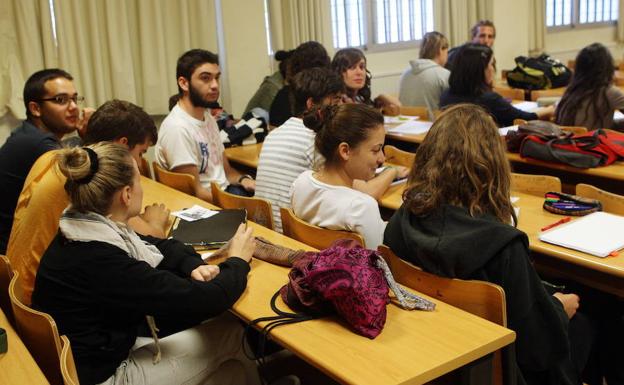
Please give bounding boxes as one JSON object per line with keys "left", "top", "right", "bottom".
{"left": 171, "top": 209, "right": 246, "bottom": 247}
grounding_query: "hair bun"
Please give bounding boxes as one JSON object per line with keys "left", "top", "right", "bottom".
{"left": 302, "top": 105, "right": 333, "bottom": 133}
{"left": 274, "top": 50, "right": 293, "bottom": 62}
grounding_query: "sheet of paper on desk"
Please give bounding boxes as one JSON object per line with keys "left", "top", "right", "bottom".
{"left": 172, "top": 205, "right": 219, "bottom": 222}
{"left": 384, "top": 115, "right": 418, "bottom": 124}
{"left": 614, "top": 110, "right": 624, "bottom": 121}
{"left": 539, "top": 211, "right": 624, "bottom": 257}
{"left": 514, "top": 101, "right": 539, "bottom": 112}
{"left": 387, "top": 120, "right": 432, "bottom": 135}
{"left": 499, "top": 125, "right": 519, "bottom": 136}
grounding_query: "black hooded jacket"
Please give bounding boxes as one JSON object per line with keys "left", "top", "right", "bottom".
{"left": 384, "top": 204, "right": 579, "bottom": 385}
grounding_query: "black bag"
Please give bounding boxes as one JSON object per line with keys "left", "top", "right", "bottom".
{"left": 507, "top": 54, "right": 571, "bottom": 90}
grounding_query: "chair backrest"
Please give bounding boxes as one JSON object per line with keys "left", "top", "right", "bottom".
{"left": 139, "top": 157, "right": 152, "bottom": 179}
{"left": 60, "top": 335, "right": 79, "bottom": 385}
{"left": 494, "top": 87, "right": 525, "bottom": 101}
{"left": 377, "top": 245, "right": 507, "bottom": 385}
{"left": 9, "top": 272, "right": 64, "bottom": 385}
{"left": 210, "top": 182, "right": 275, "bottom": 230}
{"left": 511, "top": 173, "right": 561, "bottom": 196}
{"left": 383, "top": 145, "right": 415, "bottom": 168}
{"left": 576, "top": 183, "right": 624, "bottom": 216}
{"left": 152, "top": 162, "right": 196, "bottom": 196}
{"left": 399, "top": 105, "right": 428, "bottom": 119}
{"left": 0, "top": 254, "right": 14, "bottom": 325}
{"left": 280, "top": 207, "right": 365, "bottom": 249}
{"left": 530, "top": 88, "right": 565, "bottom": 101}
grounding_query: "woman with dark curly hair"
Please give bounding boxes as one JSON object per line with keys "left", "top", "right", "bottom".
{"left": 331, "top": 48, "right": 401, "bottom": 115}
{"left": 556, "top": 43, "right": 624, "bottom": 130}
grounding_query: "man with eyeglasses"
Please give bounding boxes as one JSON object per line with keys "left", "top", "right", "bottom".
{"left": 0, "top": 68, "right": 91, "bottom": 253}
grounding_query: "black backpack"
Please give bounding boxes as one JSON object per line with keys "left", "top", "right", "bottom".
{"left": 507, "top": 54, "right": 571, "bottom": 90}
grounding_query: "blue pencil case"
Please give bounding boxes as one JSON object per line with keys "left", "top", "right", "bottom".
{"left": 543, "top": 191, "right": 602, "bottom": 216}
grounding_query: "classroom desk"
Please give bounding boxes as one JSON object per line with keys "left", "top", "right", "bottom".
{"left": 380, "top": 187, "right": 624, "bottom": 298}
{"left": 141, "top": 176, "right": 515, "bottom": 385}
{"left": 224, "top": 143, "right": 262, "bottom": 169}
{"left": 0, "top": 307, "right": 49, "bottom": 385}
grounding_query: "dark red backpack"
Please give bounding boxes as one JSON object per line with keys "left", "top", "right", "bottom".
{"left": 520, "top": 129, "right": 624, "bottom": 168}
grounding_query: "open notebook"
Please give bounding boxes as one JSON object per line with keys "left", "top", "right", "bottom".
{"left": 539, "top": 212, "right": 624, "bottom": 257}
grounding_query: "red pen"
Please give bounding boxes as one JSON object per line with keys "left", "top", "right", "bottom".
{"left": 541, "top": 217, "right": 571, "bottom": 232}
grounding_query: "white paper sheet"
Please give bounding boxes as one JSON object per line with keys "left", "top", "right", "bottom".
{"left": 387, "top": 120, "right": 433, "bottom": 135}
{"left": 384, "top": 115, "right": 418, "bottom": 124}
{"left": 499, "top": 125, "right": 519, "bottom": 136}
{"left": 513, "top": 101, "right": 539, "bottom": 112}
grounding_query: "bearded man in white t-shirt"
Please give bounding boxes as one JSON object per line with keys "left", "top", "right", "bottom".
{"left": 156, "top": 49, "right": 255, "bottom": 203}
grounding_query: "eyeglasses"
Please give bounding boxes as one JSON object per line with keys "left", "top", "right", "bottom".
{"left": 38, "top": 94, "right": 85, "bottom": 106}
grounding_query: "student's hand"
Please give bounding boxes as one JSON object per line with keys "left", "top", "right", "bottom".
{"left": 393, "top": 166, "right": 410, "bottom": 180}
{"left": 140, "top": 203, "right": 171, "bottom": 234}
{"left": 553, "top": 292, "right": 580, "bottom": 319}
{"left": 190, "top": 265, "right": 220, "bottom": 282}
{"left": 241, "top": 177, "right": 256, "bottom": 192}
{"left": 228, "top": 224, "right": 255, "bottom": 263}
{"left": 77, "top": 107, "right": 96, "bottom": 138}
{"left": 535, "top": 105, "right": 555, "bottom": 121}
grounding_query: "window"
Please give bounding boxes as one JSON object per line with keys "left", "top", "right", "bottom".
{"left": 546, "top": 0, "right": 618, "bottom": 28}
{"left": 331, "top": 0, "right": 434, "bottom": 50}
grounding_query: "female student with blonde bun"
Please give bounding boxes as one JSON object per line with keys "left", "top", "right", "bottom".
{"left": 32, "top": 143, "right": 262, "bottom": 385}
{"left": 383, "top": 103, "right": 622, "bottom": 385}
{"left": 290, "top": 103, "right": 390, "bottom": 248}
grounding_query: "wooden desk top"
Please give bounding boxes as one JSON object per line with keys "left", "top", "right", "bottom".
{"left": 224, "top": 144, "right": 262, "bottom": 169}
{"left": 379, "top": 187, "right": 624, "bottom": 293}
{"left": 0, "top": 308, "right": 49, "bottom": 385}
{"left": 141, "top": 176, "right": 515, "bottom": 385}
{"left": 507, "top": 152, "right": 624, "bottom": 182}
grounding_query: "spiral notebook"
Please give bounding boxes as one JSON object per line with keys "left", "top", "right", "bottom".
{"left": 538, "top": 212, "right": 624, "bottom": 257}
{"left": 171, "top": 209, "right": 246, "bottom": 247}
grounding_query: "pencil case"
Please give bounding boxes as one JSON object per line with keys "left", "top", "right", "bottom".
{"left": 543, "top": 191, "right": 602, "bottom": 216}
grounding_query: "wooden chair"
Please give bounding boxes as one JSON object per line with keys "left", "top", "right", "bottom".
{"left": 139, "top": 157, "right": 152, "bottom": 179}
{"left": 530, "top": 88, "right": 565, "bottom": 101}
{"left": 494, "top": 86, "right": 525, "bottom": 101}
{"left": 280, "top": 207, "right": 365, "bottom": 249}
{"left": 210, "top": 182, "right": 275, "bottom": 230}
{"left": 152, "top": 161, "right": 196, "bottom": 196}
{"left": 60, "top": 335, "right": 79, "bottom": 385}
{"left": 399, "top": 105, "right": 429, "bottom": 119}
{"left": 511, "top": 173, "right": 561, "bottom": 196}
{"left": 576, "top": 184, "right": 624, "bottom": 216}
{"left": 9, "top": 272, "right": 64, "bottom": 385}
{"left": 384, "top": 145, "right": 415, "bottom": 168}
{"left": 0, "top": 254, "right": 14, "bottom": 325}
{"left": 377, "top": 245, "right": 510, "bottom": 385}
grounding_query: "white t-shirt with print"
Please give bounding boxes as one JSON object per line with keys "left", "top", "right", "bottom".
{"left": 290, "top": 170, "right": 386, "bottom": 249}
{"left": 156, "top": 104, "right": 227, "bottom": 189}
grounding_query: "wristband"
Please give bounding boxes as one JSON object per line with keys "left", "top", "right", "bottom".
{"left": 238, "top": 174, "right": 253, "bottom": 184}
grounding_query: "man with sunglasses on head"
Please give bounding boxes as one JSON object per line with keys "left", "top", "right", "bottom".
{"left": 0, "top": 69, "right": 91, "bottom": 253}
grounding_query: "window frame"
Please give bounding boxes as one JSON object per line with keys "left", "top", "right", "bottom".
{"left": 331, "top": 0, "right": 433, "bottom": 53}
{"left": 546, "top": 0, "right": 618, "bottom": 32}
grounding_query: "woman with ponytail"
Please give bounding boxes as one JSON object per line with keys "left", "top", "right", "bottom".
{"left": 32, "top": 143, "right": 262, "bottom": 385}
{"left": 290, "top": 103, "right": 388, "bottom": 248}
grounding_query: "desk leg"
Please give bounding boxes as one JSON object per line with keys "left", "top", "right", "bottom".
{"left": 458, "top": 353, "right": 493, "bottom": 385}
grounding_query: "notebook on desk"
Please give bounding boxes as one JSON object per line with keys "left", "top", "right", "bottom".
{"left": 539, "top": 211, "right": 624, "bottom": 257}
{"left": 171, "top": 209, "right": 246, "bottom": 247}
